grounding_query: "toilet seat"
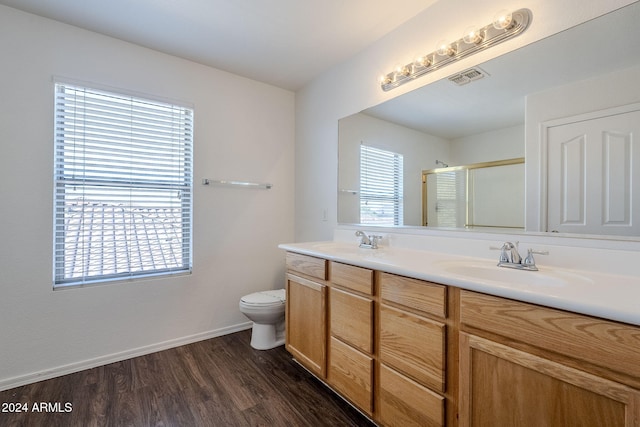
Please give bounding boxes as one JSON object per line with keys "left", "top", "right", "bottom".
{"left": 240, "top": 289, "right": 286, "bottom": 307}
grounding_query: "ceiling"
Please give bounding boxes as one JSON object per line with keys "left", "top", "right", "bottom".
{"left": 0, "top": 0, "right": 436, "bottom": 91}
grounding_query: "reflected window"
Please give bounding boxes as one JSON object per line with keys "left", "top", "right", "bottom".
{"left": 434, "top": 171, "right": 460, "bottom": 228}
{"left": 360, "top": 144, "right": 403, "bottom": 226}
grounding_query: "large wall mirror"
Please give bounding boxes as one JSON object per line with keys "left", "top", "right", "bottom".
{"left": 338, "top": 2, "right": 640, "bottom": 238}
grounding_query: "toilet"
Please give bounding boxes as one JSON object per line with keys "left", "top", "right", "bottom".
{"left": 239, "top": 288, "right": 286, "bottom": 350}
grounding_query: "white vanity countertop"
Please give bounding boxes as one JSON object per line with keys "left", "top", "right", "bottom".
{"left": 278, "top": 240, "right": 640, "bottom": 327}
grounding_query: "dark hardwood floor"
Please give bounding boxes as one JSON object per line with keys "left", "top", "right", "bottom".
{"left": 0, "top": 330, "right": 375, "bottom": 427}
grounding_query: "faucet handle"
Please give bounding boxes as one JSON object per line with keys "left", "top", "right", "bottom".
{"left": 530, "top": 249, "right": 550, "bottom": 255}
{"left": 370, "top": 235, "right": 383, "bottom": 249}
{"left": 522, "top": 249, "right": 535, "bottom": 267}
{"left": 489, "top": 244, "right": 509, "bottom": 262}
{"left": 490, "top": 243, "right": 511, "bottom": 264}
{"left": 522, "top": 248, "right": 549, "bottom": 269}
{"left": 499, "top": 248, "right": 510, "bottom": 263}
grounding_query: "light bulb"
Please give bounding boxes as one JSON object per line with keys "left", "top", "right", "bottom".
{"left": 493, "top": 10, "right": 513, "bottom": 30}
{"left": 414, "top": 55, "right": 431, "bottom": 68}
{"left": 463, "top": 26, "right": 483, "bottom": 44}
{"left": 379, "top": 74, "right": 392, "bottom": 85}
{"left": 436, "top": 40, "right": 455, "bottom": 57}
{"left": 395, "top": 64, "right": 410, "bottom": 77}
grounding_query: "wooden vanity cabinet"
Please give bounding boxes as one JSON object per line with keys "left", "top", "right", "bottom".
{"left": 285, "top": 254, "right": 456, "bottom": 425}
{"left": 377, "top": 272, "right": 449, "bottom": 427}
{"left": 285, "top": 253, "right": 328, "bottom": 378}
{"left": 285, "top": 250, "right": 640, "bottom": 426}
{"left": 327, "top": 262, "right": 375, "bottom": 415}
{"left": 459, "top": 290, "right": 640, "bottom": 427}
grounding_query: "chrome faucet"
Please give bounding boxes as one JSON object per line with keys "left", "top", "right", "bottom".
{"left": 355, "top": 230, "right": 370, "bottom": 245}
{"left": 492, "top": 241, "right": 548, "bottom": 271}
{"left": 355, "top": 231, "right": 381, "bottom": 249}
{"left": 500, "top": 242, "right": 522, "bottom": 264}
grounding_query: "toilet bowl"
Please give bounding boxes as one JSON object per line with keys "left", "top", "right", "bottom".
{"left": 239, "top": 289, "right": 286, "bottom": 350}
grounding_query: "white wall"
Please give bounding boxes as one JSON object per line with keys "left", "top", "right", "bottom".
{"left": 0, "top": 5, "right": 295, "bottom": 389}
{"left": 450, "top": 124, "right": 524, "bottom": 165}
{"left": 295, "top": 0, "right": 636, "bottom": 242}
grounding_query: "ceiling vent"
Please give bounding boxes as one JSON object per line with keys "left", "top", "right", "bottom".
{"left": 448, "top": 67, "right": 489, "bottom": 86}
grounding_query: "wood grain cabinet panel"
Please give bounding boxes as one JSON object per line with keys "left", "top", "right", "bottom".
{"left": 331, "top": 262, "right": 374, "bottom": 295}
{"left": 379, "top": 304, "right": 446, "bottom": 392}
{"left": 460, "top": 290, "right": 640, "bottom": 382}
{"left": 330, "top": 287, "right": 373, "bottom": 354}
{"left": 378, "top": 363, "right": 444, "bottom": 427}
{"left": 459, "top": 333, "right": 640, "bottom": 427}
{"left": 380, "top": 272, "right": 446, "bottom": 318}
{"left": 285, "top": 274, "right": 327, "bottom": 378}
{"left": 328, "top": 336, "right": 374, "bottom": 415}
{"left": 286, "top": 252, "right": 327, "bottom": 281}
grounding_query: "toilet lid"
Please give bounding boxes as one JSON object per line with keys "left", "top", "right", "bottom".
{"left": 241, "top": 289, "right": 286, "bottom": 306}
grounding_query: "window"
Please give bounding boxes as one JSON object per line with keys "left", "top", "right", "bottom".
{"left": 359, "top": 144, "right": 403, "bottom": 226}
{"left": 432, "top": 170, "right": 461, "bottom": 228}
{"left": 53, "top": 83, "right": 193, "bottom": 287}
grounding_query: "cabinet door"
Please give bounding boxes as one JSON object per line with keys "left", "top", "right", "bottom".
{"left": 459, "top": 333, "right": 640, "bottom": 427}
{"left": 286, "top": 274, "right": 327, "bottom": 378}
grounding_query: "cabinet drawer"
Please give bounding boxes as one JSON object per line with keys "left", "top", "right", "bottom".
{"left": 378, "top": 363, "right": 444, "bottom": 427}
{"left": 379, "top": 304, "right": 446, "bottom": 392}
{"left": 330, "top": 287, "right": 373, "bottom": 354}
{"left": 380, "top": 272, "right": 446, "bottom": 318}
{"left": 460, "top": 290, "right": 640, "bottom": 381}
{"left": 286, "top": 252, "right": 327, "bottom": 281}
{"left": 328, "top": 336, "right": 373, "bottom": 415}
{"left": 331, "top": 262, "right": 373, "bottom": 295}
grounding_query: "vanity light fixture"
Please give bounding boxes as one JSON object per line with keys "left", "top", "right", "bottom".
{"left": 379, "top": 8, "right": 531, "bottom": 91}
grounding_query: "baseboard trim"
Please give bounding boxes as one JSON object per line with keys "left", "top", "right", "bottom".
{"left": 0, "top": 322, "right": 253, "bottom": 392}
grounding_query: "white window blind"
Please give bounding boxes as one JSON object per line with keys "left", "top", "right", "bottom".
{"left": 360, "top": 144, "right": 403, "bottom": 226}
{"left": 53, "top": 83, "right": 193, "bottom": 287}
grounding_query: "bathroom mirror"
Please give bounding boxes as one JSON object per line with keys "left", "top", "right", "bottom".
{"left": 338, "top": 2, "right": 640, "bottom": 236}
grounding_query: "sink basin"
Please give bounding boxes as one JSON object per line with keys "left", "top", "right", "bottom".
{"left": 438, "top": 261, "right": 593, "bottom": 288}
